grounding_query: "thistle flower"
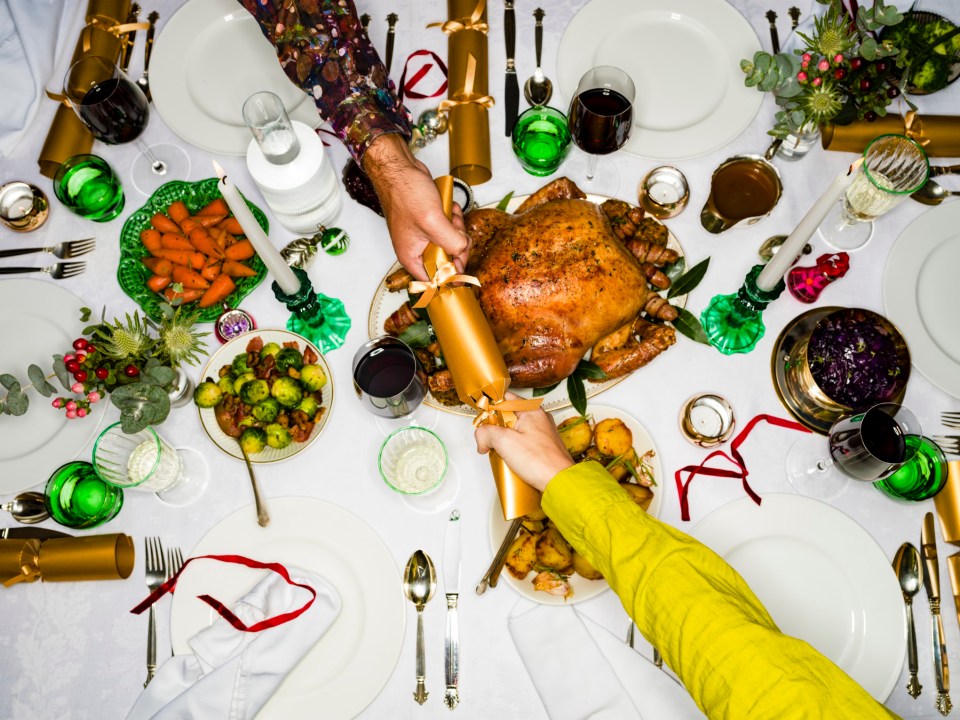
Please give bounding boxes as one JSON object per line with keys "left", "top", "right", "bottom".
{"left": 799, "top": 80, "right": 845, "bottom": 125}
{"left": 155, "top": 309, "right": 209, "bottom": 367}
{"left": 799, "top": 5, "right": 857, "bottom": 58}
{"left": 95, "top": 313, "right": 155, "bottom": 360}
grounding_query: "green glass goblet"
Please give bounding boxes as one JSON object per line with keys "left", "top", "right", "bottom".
{"left": 46, "top": 461, "right": 124, "bottom": 529}
{"left": 874, "top": 436, "right": 948, "bottom": 501}
{"left": 512, "top": 106, "right": 572, "bottom": 177}
{"left": 53, "top": 154, "right": 125, "bottom": 222}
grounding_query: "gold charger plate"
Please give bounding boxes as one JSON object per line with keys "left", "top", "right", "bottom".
{"left": 367, "top": 192, "right": 687, "bottom": 417}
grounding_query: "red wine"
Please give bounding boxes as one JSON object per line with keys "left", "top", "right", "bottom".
{"left": 78, "top": 77, "right": 149, "bottom": 145}
{"left": 354, "top": 345, "right": 417, "bottom": 398}
{"left": 569, "top": 88, "right": 633, "bottom": 155}
{"left": 830, "top": 407, "right": 907, "bottom": 481}
{"left": 861, "top": 409, "right": 907, "bottom": 463}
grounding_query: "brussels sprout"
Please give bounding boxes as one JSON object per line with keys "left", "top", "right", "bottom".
{"left": 231, "top": 353, "right": 251, "bottom": 374}
{"left": 240, "top": 427, "right": 267, "bottom": 455}
{"left": 297, "top": 395, "right": 320, "bottom": 419}
{"left": 270, "top": 376, "right": 303, "bottom": 408}
{"left": 217, "top": 375, "right": 235, "bottom": 396}
{"left": 264, "top": 422, "right": 292, "bottom": 449}
{"left": 252, "top": 397, "right": 280, "bottom": 423}
{"left": 238, "top": 415, "right": 256, "bottom": 429}
{"left": 260, "top": 342, "right": 281, "bottom": 359}
{"left": 239, "top": 378, "right": 270, "bottom": 405}
{"left": 233, "top": 371, "right": 256, "bottom": 395}
{"left": 275, "top": 347, "right": 303, "bottom": 373}
{"left": 300, "top": 364, "right": 327, "bottom": 392}
{"left": 193, "top": 381, "right": 223, "bottom": 409}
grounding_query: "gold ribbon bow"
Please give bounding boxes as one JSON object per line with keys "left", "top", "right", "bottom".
{"left": 903, "top": 109, "right": 930, "bottom": 147}
{"left": 82, "top": 15, "right": 149, "bottom": 51}
{"left": 437, "top": 53, "right": 495, "bottom": 113}
{"left": 472, "top": 395, "right": 543, "bottom": 429}
{"left": 427, "top": 0, "right": 489, "bottom": 34}
{"left": 1, "top": 539, "right": 41, "bottom": 588}
{"left": 408, "top": 260, "right": 480, "bottom": 308}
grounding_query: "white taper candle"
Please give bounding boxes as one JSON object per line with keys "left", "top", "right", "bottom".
{"left": 756, "top": 159, "right": 862, "bottom": 292}
{"left": 212, "top": 160, "right": 301, "bottom": 295}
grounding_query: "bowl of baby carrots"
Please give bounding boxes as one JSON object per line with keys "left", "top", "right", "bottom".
{"left": 117, "top": 178, "right": 269, "bottom": 323}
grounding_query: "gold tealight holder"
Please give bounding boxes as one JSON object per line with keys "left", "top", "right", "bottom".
{"left": 0, "top": 181, "right": 49, "bottom": 232}
{"left": 638, "top": 166, "right": 689, "bottom": 219}
{"left": 679, "top": 393, "right": 736, "bottom": 448}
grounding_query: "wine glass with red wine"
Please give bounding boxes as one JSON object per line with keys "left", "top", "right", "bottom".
{"left": 63, "top": 56, "right": 189, "bottom": 195}
{"left": 567, "top": 66, "right": 635, "bottom": 195}
{"left": 353, "top": 336, "right": 434, "bottom": 435}
{"left": 785, "top": 403, "right": 921, "bottom": 500}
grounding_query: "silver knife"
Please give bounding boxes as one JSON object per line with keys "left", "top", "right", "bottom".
{"left": 504, "top": 0, "right": 519, "bottom": 135}
{"left": 119, "top": 4, "right": 141, "bottom": 72}
{"left": 385, "top": 13, "right": 398, "bottom": 77}
{"left": 0, "top": 527, "right": 71, "bottom": 540}
{"left": 443, "top": 510, "right": 461, "bottom": 709}
{"left": 923, "top": 512, "right": 953, "bottom": 716}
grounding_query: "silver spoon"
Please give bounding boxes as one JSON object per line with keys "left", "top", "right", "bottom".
{"left": 894, "top": 542, "right": 924, "bottom": 698}
{"left": 214, "top": 406, "right": 269, "bottom": 527}
{"left": 403, "top": 550, "right": 437, "bottom": 705}
{"left": 2, "top": 492, "right": 49, "bottom": 524}
{"left": 912, "top": 178, "right": 958, "bottom": 206}
{"left": 523, "top": 8, "right": 552, "bottom": 107}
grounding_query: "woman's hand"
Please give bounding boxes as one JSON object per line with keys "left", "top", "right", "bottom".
{"left": 363, "top": 133, "right": 470, "bottom": 281}
{"left": 474, "top": 395, "right": 574, "bottom": 493}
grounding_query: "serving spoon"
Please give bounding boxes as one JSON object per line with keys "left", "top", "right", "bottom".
{"left": 2, "top": 492, "right": 49, "bottom": 524}
{"left": 913, "top": 178, "right": 958, "bottom": 206}
{"left": 214, "top": 405, "right": 270, "bottom": 527}
{"left": 894, "top": 542, "right": 924, "bottom": 698}
{"left": 404, "top": 550, "right": 437, "bottom": 705}
{"left": 523, "top": 8, "right": 552, "bottom": 107}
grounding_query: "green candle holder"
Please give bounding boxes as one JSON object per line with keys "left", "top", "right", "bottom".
{"left": 700, "top": 265, "right": 785, "bottom": 355}
{"left": 272, "top": 267, "right": 351, "bottom": 353}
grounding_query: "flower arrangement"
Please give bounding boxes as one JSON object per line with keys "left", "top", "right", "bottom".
{"left": 741, "top": 0, "right": 913, "bottom": 139}
{"left": 0, "top": 307, "right": 208, "bottom": 433}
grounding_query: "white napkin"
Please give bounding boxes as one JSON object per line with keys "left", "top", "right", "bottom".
{"left": 509, "top": 600, "right": 704, "bottom": 720}
{"left": 127, "top": 567, "right": 341, "bottom": 720}
{"left": 0, "top": 0, "right": 84, "bottom": 157}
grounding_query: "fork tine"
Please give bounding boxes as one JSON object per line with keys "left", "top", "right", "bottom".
{"left": 942, "top": 412, "right": 960, "bottom": 429}
{"left": 59, "top": 262, "right": 85, "bottom": 278}
{"left": 66, "top": 238, "right": 96, "bottom": 257}
{"left": 934, "top": 437, "right": 960, "bottom": 454}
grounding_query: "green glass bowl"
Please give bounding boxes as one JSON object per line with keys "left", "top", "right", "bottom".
{"left": 117, "top": 178, "right": 269, "bottom": 323}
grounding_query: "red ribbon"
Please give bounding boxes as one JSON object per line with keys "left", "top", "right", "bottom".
{"left": 130, "top": 554, "right": 317, "bottom": 633}
{"left": 398, "top": 50, "right": 449, "bottom": 104}
{"left": 674, "top": 414, "right": 812, "bottom": 522}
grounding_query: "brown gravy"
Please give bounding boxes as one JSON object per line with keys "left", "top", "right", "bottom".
{"left": 712, "top": 161, "right": 780, "bottom": 220}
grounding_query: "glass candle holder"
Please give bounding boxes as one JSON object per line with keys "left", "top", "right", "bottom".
{"left": 638, "top": 166, "right": 689, "bottom": 219}
{"left": 0, "top": 182, "right": 49, "bottom": 232}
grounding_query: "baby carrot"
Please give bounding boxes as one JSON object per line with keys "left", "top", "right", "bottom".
{"left": 160, "top": 233, "right": 194, "bottom": 251}
{"left": 140, "top": 228, "right": 162, "bottom": 254}
{"left": 221, "top": 260, "right": 257, "bottom": 277}
{"left": 168, "top": 201, "right": 190, "bottom": 225}
{"left": 141, "top": 257, "right": 173, "bottom": 276}
{"left": 224, "top": 239, "right": 255, "bottom": 261}
{"left": 150, "top": 212, "right": 180, "bottom": 234}
{"left": 217, "top": 217, "right": 245, "bottom": 235}
{"left": 199, "top": 274, "right": 236, "bottom": 308}
{"left": 146, "top": 275, "right": 171, "bottom": 293}
{"left": 172, "top": 265, "right": 210, "bottom": 289}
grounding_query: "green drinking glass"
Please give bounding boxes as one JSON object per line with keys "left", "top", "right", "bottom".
{"left": 53, "top": 154, "right": 125, "bottom": 222}
{"left": 512, "top": 106, "right": 572, "bottom": 176}
{"left": 45, "top": 461, "right": 124, "bottom": 528}
{"left": 874, "top": 436, "right": 948, "bottom": 501}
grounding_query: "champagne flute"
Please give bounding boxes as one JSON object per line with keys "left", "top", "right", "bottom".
{"left": 819, "top": 134, "right": 928, "bottom": 251}
{"left": 63, "top": 56, "right": 190, "bottom": 195}
{"left": 786, "top": 403, "right": 921, "bottom": 500}
{"left": 567, "top": 66, "right": 635, "bottom": 195}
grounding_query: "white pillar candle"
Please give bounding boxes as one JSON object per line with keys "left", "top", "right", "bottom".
{"left": 756, "top": 159, "right": 862, "bottom": 292}
{"left": 212, "top": 160, "right": 301, "bottom": 295}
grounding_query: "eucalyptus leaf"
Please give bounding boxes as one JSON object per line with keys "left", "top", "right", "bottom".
{"left": 755, "top": 53, "right": 772, "bottom": 72}
{"left": 496, "top": 191, "right": 515, "bottom": 211}
{"left": 398, "top": 320, "right": 434, "bottom": 349}
{"left": 1, "top": 402, "right": 8, "bottom": 415}
{"left": 860, "top": 37, "right": 879, "bottom": 60}
{"left": 5, "top": 389, "right": 28, "bottom": 416}
{"left": 52, "top": 355, "right": 70, "bottom": 390}
{"left": 759, "top": 73, "right": 779, "bottom": 92}
{"left": 142, "top": 365, "right": 176, "bottom": 388}
{"left": 82, "top": 325, "right": 99, "bottom": 336}
{"left": 740, "top": 59, "right": 754, "bottom": 73}
{"left": 28, "top": 365, "right": 56, "bottom": 397}
{"left": 111, "top": 383, "right": 170, "bottom": 434}
{"left": 574, "top": 359, "right": 607, "bottom": 381}
{"left": 672, "top": 307, "right": 710, "bottom": 345}
{"left": 0, "top": 374, "right": 20, "bottom": 391}
{"left": 667, "top": 257, "right": 710, "bottom": 299}
{"left": 532, "top": 382, "right": 560, "bottom": 397}
{"left": 663, "top": 257, "right": 686, "bottom": 283}
{"left": 566, "top": 375, "right": 587, "bottom": 417}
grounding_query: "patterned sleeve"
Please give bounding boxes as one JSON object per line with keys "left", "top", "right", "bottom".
{"left": 239, "top": 0, "right": 412, "bottom": 163}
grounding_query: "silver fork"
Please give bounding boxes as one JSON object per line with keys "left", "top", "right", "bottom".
{"left": 0, "top": 262, "right": 85, "bottom": 279}
{"left": 144, "top": 537, "right": 166, "bottom": 688}
{"left": 0, "top": 238, "right": 95, "bottom": 260}
{"left": 942, "top": 412, "right": 960, "bottom": 429}
{"left": 166, "top": 547, "right": 185, "bottom": 655}
{"left": 933, "top": 436, "right": 960, "bottom": 456}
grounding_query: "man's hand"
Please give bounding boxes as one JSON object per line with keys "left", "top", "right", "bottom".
{"left": 363, "top": 133, "right": 470, "bottom": 281}
{"left": 474, "top": 394, "right": 574, "bottom": 493}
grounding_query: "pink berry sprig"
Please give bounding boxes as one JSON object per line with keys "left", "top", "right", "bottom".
{"left": 50, "top": 388, "right": 100, "bottom": 420}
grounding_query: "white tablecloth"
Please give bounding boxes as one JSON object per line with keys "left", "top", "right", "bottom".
{"left": 0, "top": 0, "right": 956, "bottom": 718}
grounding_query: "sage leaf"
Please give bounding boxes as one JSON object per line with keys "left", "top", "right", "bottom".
{"left": 28, "top": 365, "right": 57, "bottom": 397}
{"left": 532, "top": 382, "right": 560, "bottom": 398}
{"left": 667, "top": 257, "right": 710, "bottom": 299}
{"left": 52, "top": 355, "right": 70, "bottom": 390}
{"left": 4, "top": 389, "right": 28, "bottom": 416}
{"left": 574, "top": 360, "right": 607, "bottom": 381}
{"left": 566, "top": 375, "right": 587, "bottom": 417}
{"left": 496, "top": 191, "right": 515, "bottom": 211}
{"left": 673, "top": 307, "right": 710, "bottom": 345}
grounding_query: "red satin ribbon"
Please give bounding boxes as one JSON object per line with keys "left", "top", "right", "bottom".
{"left": 130, "top": 554, "right": 317, "bottom": 633}
{"left": 398, "top": 50, "right": 449, "bottom": 104}
{"left": 674, "top": 414, "right": 812, "bottom": 522}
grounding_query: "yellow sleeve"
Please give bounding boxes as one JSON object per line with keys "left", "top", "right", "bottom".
{"left": 542, "top": 462, "right": 898, "bottom": 720}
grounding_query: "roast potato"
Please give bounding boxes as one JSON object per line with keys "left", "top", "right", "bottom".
{"left": 607, "top": 448, "right": 640, "bottom": 482}
{"left": 572, "top": 551, "right": 603, "bottom": 580}
{"left": 536, "top": 526, "right": 574, "bottom": 572}
{"left": 505, "top": 530, "right": 537, "bottom": 580}
{"left": 594, "top": 418, "right": 633, "bottom": 457}
{"left": 558, "top": 416, "right": 593, "bottom": 456}
{"left": 622, "top": 482, "right": 654, "bottom": 511}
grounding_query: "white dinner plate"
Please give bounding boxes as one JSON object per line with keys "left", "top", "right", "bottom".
{"left": 170, "top": 497, "right": 405, "bottom": 719}
{"left": 883, "top": 202, "right": 960, "bottom": 398}
{"left": 151, "top": 0, "right": 321, "bottom": 156}
{"left": 691, "top": 494, "right": 905, "bottom": 701}
{"left": 490, "top": 405, "right": 663, "bottom": 605}
{"left": 0, "top": 280, "right": 106, "bottom": 494}
{"left": 557, "top": 0, "right": 763, "bottom": 160}
{"left": 368, "top": 193, "right": 686, "bottom": 417}
{"left": 196, "top": 329, "right": 334, "bottom": 463}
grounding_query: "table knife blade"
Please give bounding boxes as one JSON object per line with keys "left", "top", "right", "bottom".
{"left": 923, "top": 512, "right": 953, "bottom": 715}
{"left": 1, "top": 527, "right": 71, "bottom": 540}
{"left": 443, "top": 510, "right": 461, "bottom": 709}
{"left": 385, "top": 13, "right": 398, "bottom": 77}
{"left": 119, "top": 4, "right": 141, "bottom": 72}
{"left": 504, "top": 0, "right": 519, "bottom": 135}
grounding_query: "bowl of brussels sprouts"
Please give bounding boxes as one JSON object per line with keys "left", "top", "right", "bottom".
{"left": 193, "top": 329, "right": 333, "bottom": 463}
